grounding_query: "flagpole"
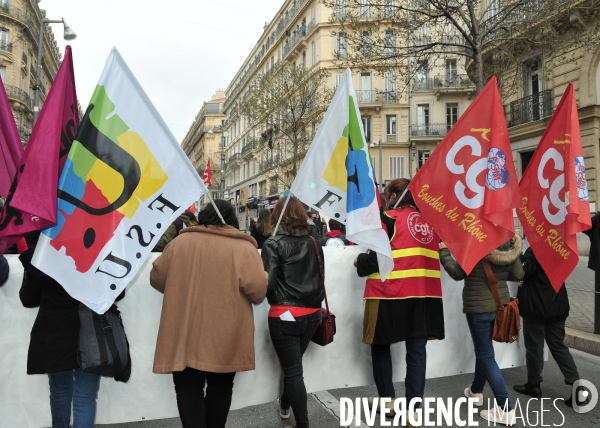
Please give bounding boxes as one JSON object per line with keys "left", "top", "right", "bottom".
{"left": 272, "top": 192, "right": 293, "bottom": 236}
{"left": 393, "top": 188, "right": 408, "bottom": 209}
{"left": 204, "top": 191, "right": 227, "bottom": 225}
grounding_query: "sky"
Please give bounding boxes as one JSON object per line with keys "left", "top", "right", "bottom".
{"left": 40, "top": 0, "right": 284, "bottom": 143}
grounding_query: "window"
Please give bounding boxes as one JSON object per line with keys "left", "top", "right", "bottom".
{"left": 360, "top": 0, "right": 372, "bottom": 17}
{"left": 485, "top": 0, "right": 500, "bottom": 19}
{"left": 383, "top": 30, "right": 396, "bottom": 58}
{"left": 446, "top": 59, "right": 458, "bottom": 86}
{"left": 311, "top": 41, "right": 316, "bottom": 66}
{"left": 335, "top": 73, "right": 344, "bottom": 88}
{"left": 383, "top": 0, "right": 396, "bottom": 18}
{"left": 302, "top": 51, "right": 306, "bottom": 69}
{"left": 0, "top": 66, "right": 6, "bottom": 84}
{"left": 20, "top": 73, "right": 24, "bottom": 90}
{"left": 446, "top": 103, "right": 458, "bottom": 130}
{"left": 389, "top": 156, "right": 405, "bottom": 179}
{"left": 334, "top": 0, "right": 348, "bottom": 20}
{"left": 360, "top": 31, "right": 372, "bottom": 57}
{"left": 417, "top": 104, "right": 430, "bottom": 135}
{"left": 418, "top": 150, "right": 430, "bottom": 169}
{"left": 336, "top": 33, "right": 347, "bottom": 58}
{"left": 361, "top": 116, "right": 371, "bottom": 143}
{"left": 383, "top": 71, "right": 397, "bottom": 103}
{"left": 311, "top": 5, "right": 316, "bottom": 22}
{"left": 415, "top": 61, "right": 429, "bottom": 91}
{"left": 386, "top": 115, "right": 397, "bottom": 135}
{"left": 0, "top": 28, "right": 7, "bottom": 51}
{"left": 359, "top": 73, "right": 372, "bottom": 102}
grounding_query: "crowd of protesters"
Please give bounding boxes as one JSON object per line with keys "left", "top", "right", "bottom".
{"left": 5, "top": 178, "right": 589, "bottom": 428}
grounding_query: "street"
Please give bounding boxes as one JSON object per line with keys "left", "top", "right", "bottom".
{"left": 96, "top": 349, "right": 600, "bottom": 427}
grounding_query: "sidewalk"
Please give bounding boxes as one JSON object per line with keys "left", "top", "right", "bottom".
{"left": 565, "top": 256, "right": 595, "bottom": 334}
{"left": 96, "top": 349, "right": 600, "bottom": 427}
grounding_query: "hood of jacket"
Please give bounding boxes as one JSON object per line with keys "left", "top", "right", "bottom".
{"left": 180, "top": 225, "right": 258, "bottom": 248}
{"left": 483, "top": 235, "right": 522, "bottom": 266}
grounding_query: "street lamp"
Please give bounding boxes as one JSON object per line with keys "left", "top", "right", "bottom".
{"left": 370, "top": 139, "right": 383, "bottom": 194}
{"left": 33, "top": 18, "right": 77, "bottom": 125}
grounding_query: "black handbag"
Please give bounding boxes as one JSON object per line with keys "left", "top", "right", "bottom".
{"left": 77, "top": 303, "right": 131, "bottom": 382}
{"left": 310, "top": 237, "right": 336, "bottom": 346}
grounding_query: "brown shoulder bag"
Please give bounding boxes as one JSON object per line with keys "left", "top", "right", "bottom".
{"left": 481, "top": 260, "right": 521, "bottom": 343}
{"left": 309, "top": 237, "right": 336, "bottom": 346}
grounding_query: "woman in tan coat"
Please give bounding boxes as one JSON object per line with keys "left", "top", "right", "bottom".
{"left": 150, "top": 200, "right": 268, "bottom": 428}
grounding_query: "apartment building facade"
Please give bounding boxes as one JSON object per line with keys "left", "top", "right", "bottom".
{"left": 0, "top": 0, "right": 62, "bottom": 145}
{"left": 209, "top": 0, "right": 474, "bottom": 228}
{"left": 181, "top": 91, "right": 226, "bottom": 204}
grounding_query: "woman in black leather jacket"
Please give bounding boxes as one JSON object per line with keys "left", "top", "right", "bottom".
{"left": 261, "top": 196, "right": 324, "bottom": 428}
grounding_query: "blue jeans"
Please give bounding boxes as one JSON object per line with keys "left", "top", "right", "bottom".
{"left": 466, "top": 313, "right": 512, "bottom": 411}
{"left": 371, "top": 336, "right": 428, "bottom": 408}
{"left": 268, "top": 310, "right": 322, "bottom": 428}
{"left": 48, "top": 368, "right": 101, "bottom": 428}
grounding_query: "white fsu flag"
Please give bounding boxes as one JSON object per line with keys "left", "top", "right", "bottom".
{"left": 291, "top": 68, "right": 393, "bottom": 279}
{"left": 33, "top": 48, "right": 209, "bottom": 313}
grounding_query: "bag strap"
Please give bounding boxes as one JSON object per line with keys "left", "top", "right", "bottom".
{"left": 99, "top": 313, "right": 124, "bottom": 378}
{"left": 482, "top": 260, "right": 503, "bottom": 311}
{"left": 310, "top": 236, "right": 329, "bottom": 314}
{"left": 91, "top": 311, "right": 110, "bottom": 365}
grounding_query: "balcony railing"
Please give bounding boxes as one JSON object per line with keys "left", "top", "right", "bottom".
{"left": 356, "top": 90, "right": 379, "bottom": 103}
{"left": 509, "top": 90, "right": 553, "bottom": 127}
{"left": 22, "top": 52, "right": 27, "bottom": 65}
{"left": 381, "top": 91, "right": 399, "bottom": 104}
{"left": 0, "top": 41, "right": 12, "bottom": 53}
{"left": 5, "top": 85, "right": 32, "bottom": 107}
{"left": 228, "top": 153, "right": 241, "bottom": 163}
{"left": 241, "top": 141, "right": 255, "bottom": 155}
{"left": 411, "top": 123, "right": 449, "bottom": 137}
{"left": 282, "top": 24, "right": 307, "bottom": 58}
{"left": 269, "top": 185, "right": 279, "bottom": 195}
{"left": 414, "top": 78, "right": 433, "bottom": 91}
{"left": 433, "top": 74, "right": 474, "bottom": 89}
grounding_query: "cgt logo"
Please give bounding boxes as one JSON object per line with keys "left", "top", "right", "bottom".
{"left": 445, "top": 134, "right": 509, "bottom": 210}
{"left": 44, "top": 86, "right": 168, "bottom": 272}
{"left": 407, "top": 211, "right": 434, "bottom": 244}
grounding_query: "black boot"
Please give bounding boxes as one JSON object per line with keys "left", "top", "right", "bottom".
{"left": 513, "top": 383, "right": 542, "bottom": 398}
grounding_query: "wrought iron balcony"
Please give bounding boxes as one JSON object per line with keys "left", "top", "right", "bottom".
{"left": 433, "top": 74, "right": 474, "bottom": 89}
{"left": 381, "top": 91, "right": 399, "bottom": 104}
{"left": 228, "top": 153, "right": 241, "bottom": 163}
{"left": 410, "top": 123, "right": 449, "bottom": 137}
{"left": 5, "top": 85, "right": 32, "bottom": 107}
{"left": 509, "top": 90, "right": 553, "bottom": 127}
{"left": 269, "top": 185, "right": 279, "bottom": 195}
{"left": 356, "top": 90, "right": 380, "bottom": 103}
{"left": 414, "top": 78, "right": 433, "bottom": 91}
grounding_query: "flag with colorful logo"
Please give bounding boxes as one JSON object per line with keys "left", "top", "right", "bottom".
{"left": 0, "top": 46, "right": 78, "bottom": 254}
{"left": 33, "top": 48, "right": 209, "bottom": 314}
{"left": 517, "top": 82, "right": 591, "bottom": 291}
{"left": 407, "top": 77, "right": 521, "bottom": 274}
{"left": 203, "top": 158, "right": 212, "bottom": 188}
{"left": 290, "top": 68, "right": 393, "bottom": 279}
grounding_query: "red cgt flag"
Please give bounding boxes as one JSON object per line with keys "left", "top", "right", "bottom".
{"left": 517, "top": 82, "right": 591, "bottom": 291}
{"left": 0, "top": 46, "right": 79, "bottom": 253}
{"left": 203, "top": 158, "right": 212, "bottom": 188}
{"left": 408, "top": 77, "right": 520, "bottom": 274}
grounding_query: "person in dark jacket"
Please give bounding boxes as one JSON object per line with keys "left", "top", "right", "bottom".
{"left": 440, "top": 235, "right": 524, "bottom": 425}
{"left": 513, "top": 246, "right": 580, "bottom": 406}
{"left": 19, "top": 231, "right": 102, "bottom": 428}
{"left": 319, "top": 219, "right": 351, "bottom": 246}
{"left": 250, "top": 208, "right": 271, "bottom": 249}
{"left": 261, "top": 196, "right": 324, "bottom": 428}
{"left": 153, "top": 210, "right": 198, "bottom": 252}
{"left": 354, "top": 178, "right": 444, "bottom": 419}
{"left": 0, "top": 254, "right": 8, "bottom": 286}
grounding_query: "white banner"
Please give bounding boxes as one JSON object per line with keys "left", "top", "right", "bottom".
{"left": 32, "top": 48, "right": 208, "bottom": 314}
{"left": 0, "top": 248, "right": 529, "bottom": 427}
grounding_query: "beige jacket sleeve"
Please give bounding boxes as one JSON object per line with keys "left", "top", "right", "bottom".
{"left": 150, "top": 247, "right": 173, "bottom": 294}
{"left": 240, "top": 247, "right": 268, "bottom": 305}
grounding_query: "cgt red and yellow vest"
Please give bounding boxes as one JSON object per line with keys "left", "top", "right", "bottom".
{"left": 364, "top": 207, "right": 443, "bottom": 300}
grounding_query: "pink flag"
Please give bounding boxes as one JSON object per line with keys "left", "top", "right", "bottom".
{"left": 0, "top": 46, "right": 78, "bottom": 252}
{"left": 0, "top": 76, "right": 24, "bottom": 197}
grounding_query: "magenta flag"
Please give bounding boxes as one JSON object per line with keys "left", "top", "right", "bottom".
{"left": 0, "top": 46, "right": 78, "bottom": 252}
{"left": 0, "top": 76, "right": 24, "bottom": 197}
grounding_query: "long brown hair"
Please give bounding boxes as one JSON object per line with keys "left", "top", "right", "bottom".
{"left": 267, "top": 196, "right": 310, "bottom": 235}
{"left": 384, "top": 178, "right": 415, "bottom": 210}
{"left": 256, "top": 209, "right": 271, "bottom": 234}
